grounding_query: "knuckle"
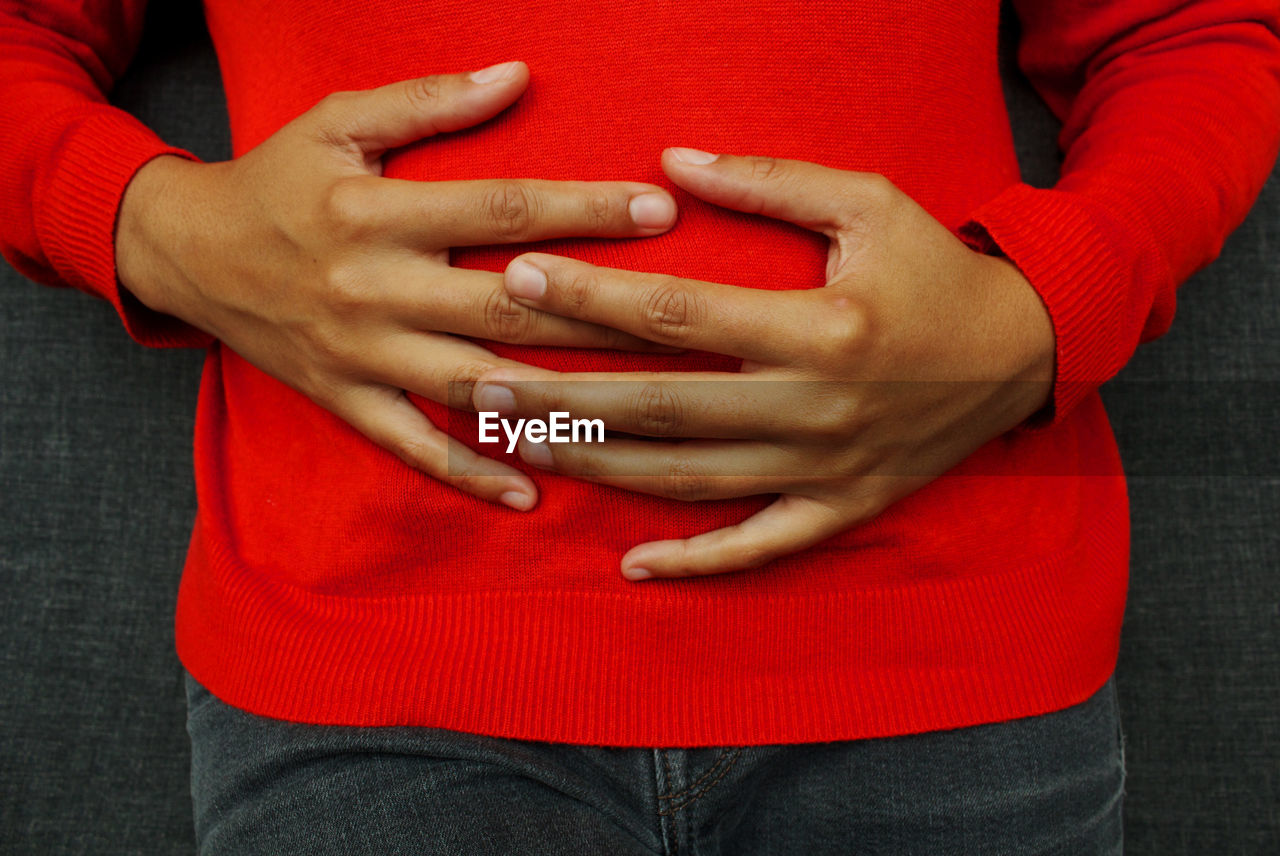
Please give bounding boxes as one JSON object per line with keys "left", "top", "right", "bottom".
{"left": 321, "top": 177, "right": 379, "bottom": 238}
{"left": 403, "top": 75, "right": 443, "bottom": 110}
{"left": 662, "top": 458, "right": 711, "bottom": 502}
{"left": 307, "top": 323, "right": 356, "bottom": 368}
{"left": 818, "top": 298, "right": 873, "bottom": 362}
{"left": 808, "top": 392, "right": 864, "bottom": 440}
{"left": 482, "top": 289, "right": 534, "bottom": 342}
{"left": 749, "top": 156, "right": 784, "bottom": 183}
{"left": 447, "top": 456, "right": 493, "bottom": 495}
{"left": 319, "top": 261, "right": 374, "bottom": 315}
{"left": 559, "top": 268, "right": 596, "bottom": 313}
{"left": 445, "top": 360, "right": 496, "bottom": 409}
{"left": 484, "top": 181, "right": 536, "bottom": 241}
{"left": 583, "top": 191, "right": 615, "bottom": 231}
{"left": 735, "top": 539, "right": 774, "bottom": 570}
{"left": 630, "top": 382, "right": 684, "bottom": 437}
{"left": 641, "top": 280, "right": 701, "bottom": 341}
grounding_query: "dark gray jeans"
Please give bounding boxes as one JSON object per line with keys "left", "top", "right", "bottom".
{"left": 185, "top": 671, "right": 1125, "bottom": 855}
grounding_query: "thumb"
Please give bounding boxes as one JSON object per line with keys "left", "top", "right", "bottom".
{"left": 311, "top": 62, "right": 529, "bottom": 158}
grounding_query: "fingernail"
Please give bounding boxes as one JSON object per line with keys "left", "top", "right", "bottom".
{"left": 518, "top": 438, "right": 554, "bottom": 469}
{"left": 622, "top": 566, "right": 654, "bottom": 581}
{"left": 628, "top": 193, "right": 676, "bottom": 229}
{"left": 669, "top": 147, "right": 719, "bottom": 165}
{"left": 475, "top": 383, "right": 515, "bottom": 414}
{"left": 506, "top": 259, "right": 547, "bottom": 300}
{"left": 499, "top": 490, "right": 535, "bottom": 511}
{"left": 469, "top": 61, "right": 521, "bottom": 85}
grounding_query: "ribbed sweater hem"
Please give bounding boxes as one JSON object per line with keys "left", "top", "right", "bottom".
{"left": 32, "top": 107, "right": 212, "bottom": 349}
{"left": 175, "top": 482, "right": 1128, "bottom": 748}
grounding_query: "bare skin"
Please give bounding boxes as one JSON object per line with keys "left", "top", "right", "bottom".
{"left": 472, "top": 150, "right": 1057, "bottom": 579}
{"left": 114, "top": 61, "right": 678, "bottom": 511}
{"left": 116, "top": 66, "right": 1054, "bottom": 578}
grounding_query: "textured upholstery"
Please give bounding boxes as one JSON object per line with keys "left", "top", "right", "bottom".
{"left": 2, "top": 2, "right": 1275, "bottom": 852}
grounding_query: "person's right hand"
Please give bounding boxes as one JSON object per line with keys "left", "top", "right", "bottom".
{"left": 115, "top": 61, "right": 678, "bottom": 511}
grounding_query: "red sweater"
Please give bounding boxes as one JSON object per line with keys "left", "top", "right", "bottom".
{"left": 3, "top": 0, "right": 1277, "bottom": 747}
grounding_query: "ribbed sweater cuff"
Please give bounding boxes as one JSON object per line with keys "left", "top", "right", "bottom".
{"left": 34, "top": 108, "right": 214, "bottom": 349}
{"left": 959, "top": 182, "right": 1137, "bottom": 431}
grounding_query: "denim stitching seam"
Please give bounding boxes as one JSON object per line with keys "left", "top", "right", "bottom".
{"left": 657, "top": 748, "right": 733, "bottom": 803}
{"left": 660, "top": 749, "right": 679, "bottom": 856}
{"left": 660, "top": 748, "right": 743, "bottom": 815}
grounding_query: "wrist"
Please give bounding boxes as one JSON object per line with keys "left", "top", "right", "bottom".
{"left": 981, "top": 253, "right": 1056, "bottom": 424}
{"left": 115, "top": 154, "right": 211, "bottom": 324}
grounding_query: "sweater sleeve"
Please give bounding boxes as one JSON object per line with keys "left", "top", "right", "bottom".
{"left": 958, "top": 0, "right": 1280, "bottom": 428}
{"left": 0, "top": 2, "right": 213, "bottom": 348}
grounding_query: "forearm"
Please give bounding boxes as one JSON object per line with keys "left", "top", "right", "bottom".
{"left": 960, "top": 0, "right": 1280, "bottom": 426}
{"left": 0, "top": 2, "right": 211, "bottom": 347}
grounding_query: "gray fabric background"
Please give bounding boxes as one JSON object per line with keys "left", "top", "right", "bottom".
{"left": 2, "top": 2, "right": 1276, "bottom": 853}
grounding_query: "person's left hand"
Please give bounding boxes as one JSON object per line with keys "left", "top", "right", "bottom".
{"left": 471, "top": 149, "right": 1056, "bottom": 580}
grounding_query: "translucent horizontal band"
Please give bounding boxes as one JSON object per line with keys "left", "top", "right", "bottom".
{"left": 438, "top": 379, "right": 1279, "bottom": 478}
